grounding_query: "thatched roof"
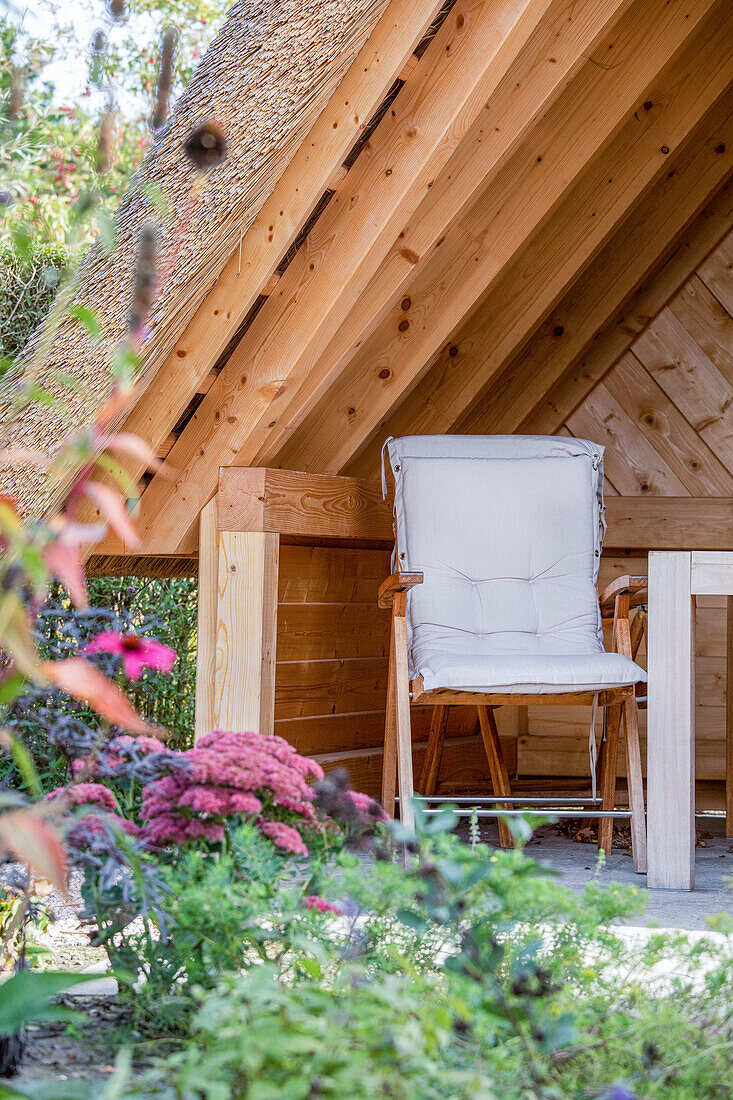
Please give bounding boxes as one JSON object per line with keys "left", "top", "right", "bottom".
{"left": 1, "top": 0, "right": 390, "bottom": 516}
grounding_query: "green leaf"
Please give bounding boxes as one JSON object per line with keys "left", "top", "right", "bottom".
{"left": 0, "top": 672, "right": 26, "bottom": 706}
{"left": 70, "top": 304, "right": 101, "bottom": 342}
{"left": 0, "top": 970, "right": 98, "bottom": 1036}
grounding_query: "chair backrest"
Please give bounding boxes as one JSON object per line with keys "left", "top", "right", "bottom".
{"left": 384, "top": 435, "right": 606, "bottom": 665}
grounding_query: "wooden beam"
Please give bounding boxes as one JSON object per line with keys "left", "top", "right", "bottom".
{"left": 277, "top": 0, "right": 730, "bottom": 476}
{"left": 215, "top": 530, "right": 280, "bottom": 734}
{"left": 83, "top": 0, "right": 448, "bottom": 520}
{"left": 217, "top": 467, "right": 392, "bottom": 540}
{"left": 129, "top": 0, "right": 570, "bottom": 552}
{"left": 222, "top": 469, "right": 732, "bottom": 550}
{"left": 195, "top": 499, "right": 218, "bottom": 740}
{"left": 454, "top": 126, "right": 733, "bottom": 441}
{"left": 603, "top": 497, "right": 733, "bottom": 550}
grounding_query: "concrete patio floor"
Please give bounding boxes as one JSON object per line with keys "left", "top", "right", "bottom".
{"left": 472, "top": 817, "right": 733, "bottom": 931}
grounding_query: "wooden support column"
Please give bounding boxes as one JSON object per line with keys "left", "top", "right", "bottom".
{"left": 647, "top": 551, "right": 695, "bottom": 890}
{"left": 195, "top": 491, "right": 280, "bottom": 740}
{"left": 195, "top": 499, "right": 218, "bottom": 741}
{"left": 721, "top": 598, "right": 726, "bottom": 836}
{"left": 215, "top": 531, "right": 279, "bottom": 735}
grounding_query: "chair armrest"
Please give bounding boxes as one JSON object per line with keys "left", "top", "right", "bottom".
{"left": 378, "top": 571, "right": 424, "bottom": 609}
{"left": 599, "top": 575, "right": 648, "bottom": 617}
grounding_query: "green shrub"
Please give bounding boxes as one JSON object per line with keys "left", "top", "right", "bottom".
{"left": 0, "top": 241, "right": 69, "bottom": 362}
{"left": 87, "top": 576, "right": 198, "bottom": 750}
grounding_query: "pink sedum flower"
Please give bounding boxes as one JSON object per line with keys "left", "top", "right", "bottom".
{"left": 259, "top": 820, "right": 308, "bottom": 856}
{"left": 83, "top": 631, "right": 177, "bottom": 680}
{"left": 67, "top": 812, "right": 141, "bottom": 848}
{"left": 303, "top": 895, "right": 343, "bottom": 916}
{"left": 46, "top": 782, "right": 118, "bottom": 811}
{"left": 139, "top": 731, "right": 324, "bottom": 856}
{"left": 344, "top": 789, "right": 388, "bottom": 823}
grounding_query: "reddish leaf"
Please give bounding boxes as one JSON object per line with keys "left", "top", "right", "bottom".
{"left": 44, "top": 657, "right": 162, "bottom": 736}
{"left": 0, "top": 592, "right": 46, "bottom": 680}
{"left": 43, "top": 542, "right": 89, "bottom": 607}
{"left": 100, "top": 432, "right": 169, "bottom": 475}
{"left": 84, "top": 481, "right": 140, "bottom": 549}
{"left": 0, "top": 447, "right": 52, "bottom": 471}
{"left": 50, "top": 514, "right": 107, "bottom": 547}
{"left": 95, "top": 385, "right": 138, "bottom": 431}
{"left": 0, "top": 810, "right": 68, "bottom": 891}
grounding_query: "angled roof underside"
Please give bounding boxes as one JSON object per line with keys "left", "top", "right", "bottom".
{"left": 4, "top": 0, "right": 733, "bottom": 562}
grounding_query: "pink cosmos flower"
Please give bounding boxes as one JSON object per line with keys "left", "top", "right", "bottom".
{"left": 303, "top": 895, "right": 343, "bottom": 916}
{"left": 83, "top": 631, "right": 177, "bottom": 680}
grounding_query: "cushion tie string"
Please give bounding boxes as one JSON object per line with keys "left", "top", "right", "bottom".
{"left": 380, "top": 436, "right": 394, "bottom": 499}
{"left": 589, "top": 693, "right": 599, "bottom": 802}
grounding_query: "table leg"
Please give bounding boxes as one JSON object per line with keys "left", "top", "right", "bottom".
{"left": 647, "top": 551, "right": 695, "bottom": 891}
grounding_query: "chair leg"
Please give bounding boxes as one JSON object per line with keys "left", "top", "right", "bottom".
{"left": 477, "top": 706, "right": 513, "bottom": 849}
{"left": 623, "top": 695, "right": 647, "bottom": 874}
{"left": 381, "top": 640, "right": 398, "bottom": 817}
{"left": 598, "top": 703, "right": 621, "bottom": 856}
{"left": 392, "top": 597, "right": 415, "bottom": 832}
{"left": 420, "top": 705, "right": 449, "bottom": 795}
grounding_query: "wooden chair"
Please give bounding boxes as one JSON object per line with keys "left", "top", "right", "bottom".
{"left": 379, "top": 435, "right": 648, "bottom": 873}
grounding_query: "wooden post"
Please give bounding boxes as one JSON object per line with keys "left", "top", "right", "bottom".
{"left": 721, "top": 598, "right": 726, "bottom": 836}
{"left": 195, "top": 499, "right": 218, "bottom": 740}
{"left": 214, "top": 530, "right": 279, "bottom": 735}
{"left": 647, "top": 551, "right": 695, "bottom": 890}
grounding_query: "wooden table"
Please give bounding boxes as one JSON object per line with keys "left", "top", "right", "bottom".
{"left": 647, "top": 551, "right": 733, "bottom": 890}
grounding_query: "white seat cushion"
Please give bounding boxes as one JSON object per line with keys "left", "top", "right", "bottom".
{"left": 412, "top": 651, "right": 643, "bottom": 694}
{"left": 385, "top": 434, "right": 646, "bottom": 695}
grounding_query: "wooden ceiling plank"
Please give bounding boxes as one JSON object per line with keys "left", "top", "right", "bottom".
{"left": 603, "top": 352, "right": 733, "bottom": 495}
{"left": 512, "top": 173, "right": 733, "bottom": 441}
{"left": 91, "top": 0, "right": 448, "bottom": 492}
{"left": 565, "top": 379, "right": 691, "bottom": 497}
{"left": 633, "top": 307, "right": 733, "bottom": 469}
{"left": 698, "top": 235, "right": 733, "bottom": 314}
{"left": 289, "top": 1, "right": 731, "bottom": 476}
{"left": 252, "top": 0, "right": 636, "bottom": 464}
{"left": 131, "top": 0, "right": 562, "bottom": 551}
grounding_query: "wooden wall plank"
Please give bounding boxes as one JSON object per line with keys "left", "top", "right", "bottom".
{"left": 633, "top": 308, "right": 733, "bottom": 469}
{"left": 698, "top": 235, "right": 733, "bottom": 313}
{"left": 602, "top": 354, "right": 733, "bottom": 495}
{"left": 278, "top": 544, "right": 390, "bottom": 603}
{"left": 566, "top": 384, "right": 690, "bottom": 496}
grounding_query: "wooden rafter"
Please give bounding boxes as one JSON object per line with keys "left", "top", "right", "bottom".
{"left": 274, "top": 0, "right": 731, "bottom": 477}
{"left": 127, "top": 0, "right": 567, "bottom": 552}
